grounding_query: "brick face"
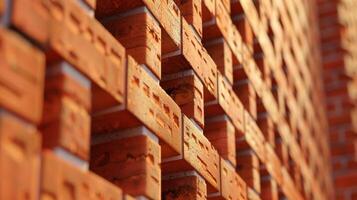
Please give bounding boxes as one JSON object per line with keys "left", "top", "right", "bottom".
{"left": 0, "top": 0, "right": 354, "bottom": 199}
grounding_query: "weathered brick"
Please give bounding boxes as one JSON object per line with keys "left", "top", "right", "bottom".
{"left": 0, "top": 28, "right": 45, "bottom": 124}
{"left": 0, "top": 112, "right": 41, "bottom": 200}
{"left": 91, "top": 132, "right": 161, "bottom": 200}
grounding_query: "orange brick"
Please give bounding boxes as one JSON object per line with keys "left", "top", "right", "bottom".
{"left": 91, "top": 132, "right": 161, "bottom": 200}
{"left": 0, "top": 112, "right": 41, "bottom": 200}
{"left": 175, "top": 0, "right": 202, "bottom": 37}
{"left": 81, "top": 0, "right": 96, "bottom": 10}
{"left": 257, "top": 114, "right": 275, "bottom": 146}
{"left": 208, "top": 159, "right": 247, "bottom": 200}
{"left": 261, "top": 178, "right": 278, "bottom": 200}
{"left": 162, "top": 115, "right": 220, "bottom": 193}
{"left": 161, "top": 71, "right": 205, "bottom": 128}
{"left": 234, "top": 80, "right": 257, "bottom": 119}
{"left": 102, "top": 9, "right": 161, "bottom": 79}
{"left": 232, "top": 13, "right": 253, "bottom": 52}
{"left": 0, "top": 28, "right": 45, "bottom": 124}
{"left": 163, "top": 18, "right": 218, "bottom": 99}
{"left": 0, "top": 0, "right": 3, "bottom": 16}
{"left": 96, "top": 0, "right": 181, "bottom": 54}
{"left": 93, "top": 56, "right": 182, "bottom": 158}
{"left": 237, "top": 151, "right": 259, "bottom": 169}
{"left": 205, "top": 116, "right": 236, "bottom": 166}
{"left": 41, "top": 151, "right": 123, "bottom": 200}
{"left": 265, "top": 144, "right": 283, "bottom": 185}
{"left": 163, "top": 172, "right": 207, "bottom": 200}
{"left": 12, "top": 0, "right": 126, "bottom": 105}
{"left": 203, "top": 0, "right": 232, "bottom": 42}
{"left": 205, "top": 39, "right": 234, "bottom": 84}
{"left": 41, "top": 66, "right": 91, "bottom": 160}
{"left": 202, "top": 0, "right": 215, "bottom": 20}
{"left": 216, "top": 73, "right": 244, "bottom": 132}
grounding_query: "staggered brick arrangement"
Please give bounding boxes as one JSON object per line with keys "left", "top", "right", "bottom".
{"left": 0, "top": 0, "right": 356, "bottom": 200}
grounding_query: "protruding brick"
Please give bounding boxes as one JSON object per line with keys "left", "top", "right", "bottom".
{"left": 92, "top": 56, "right": 182, "bottom": 158}
{"left": 161, "top": 70, "right": 205, "bottom": 128}
{"left": 41, "top": 64, "right": 91, "bottom": 160}
{"left": 0, "top": 112, "right": 41, "bottom": 200}
{"left": 261, "top": 177, "right": 278, "bottom": 200}
{"left": 162, "top": 115, "right": 220, "bottom": 193}
{"left": 12, "top": 0, "right": 126, "bottom": 105}
{"left": 236, "top": 151, "right": 261, "bottom": 194}
{"left": 175, "top": 0, "right": 202, "bottom": 38}
{"left": 205, "top": 116, "right": 236, "bottom": 166}
{"left": 208, "top": 159, "right": 247, "bottom": 200}
{"left": 41, "top": 151, "right": 123, "bottom": 200}
{"left": 102, "top": 8, "right": 162, "bottom": 79}
{"left": 91, "top": 130, "right": 161, "bottom": 200}
{"left": 205, "top": 38, "right": 233, "bottom": 85}
{"left": 0, "top": 28, "right": 45, "bottom": 124}
{"left": 163, "top": 172, "right": 207, "bottom": 200}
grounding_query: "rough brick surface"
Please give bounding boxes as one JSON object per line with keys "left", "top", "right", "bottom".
{"left": 0, "top": 0, "right": 353, "bottom": 199}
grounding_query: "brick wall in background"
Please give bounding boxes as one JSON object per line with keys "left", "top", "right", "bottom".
{"left": 0, "top": 0, "right": 354, "bottom": 200}
{"left": 318, "top": 0, "right": 357, "bottom": 199}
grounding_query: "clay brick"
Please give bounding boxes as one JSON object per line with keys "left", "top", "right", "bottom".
{"left": 161, "top": 71, "right": 205, "bottom": 128}
{"left": 93, "top": 56, "right": 182, "bottom": 158}
{"left": 102, "top": 9, "right": 161, "bottom": 79}
{"left": 96, "top": 0, "right": 181, "bottom": 54}
{"left": 242, "top": 111, "right": 266, "bottom": 162}
{"left": 203, "top": 0, "right": 232, "bottom": 42}
{"left": 247, "top": 188, "right": 262, "bottom": 200}
{"left": 91, "top": 133, "right": 161, "bottom": 200}
{"left": 257, "top": 114, "right": 275, "bottom": 146}
{"left": 82, "top": 0, "right": 96, "bottom": 10}
{"left": 205, "top": 116, "right": 236, "bottom": 166}
{"left": 0, "top": 0, "right": 3, "bottom": 16}
{"left": 211, "top": 74, "right": 244, "bottom": 133}
{"left": 162, "top": 115, "right": 220, "bottom": 193}
{"left": 202, "top": 0, "right": 215, "bottom": 20}
{"left": 163, "top": 172, "right": 207, "bottom": 200}
{"left": 175, "top": 0, "right": 203, "bottom": 38}
{"left": 0, "top": 28, "right": 45, "bottom": 124}
{"left": 209, "top": 159, "right": 247, "bottom": 200}
{"left": 163, "top": 18, "right": 218, "bottom": 99}
{"left": 12, "top": 0, "right": 126, "bottom": 105}
{"left": 205, "top": 38, "right": 234, "bottom": 85}
{"left": 261, "top": 178, "right": 278, "bottom": 200}
{"left": 234, "top": 79, "right": 257, "bottom": 120}
{"left": 0, "top": 113, "right": 41, "bottom": 200}
{"left": 41, "top": 151, "right": 123, "bottom": 200}
{"left": 237, "top": 151, "right": 259, "bottom": 169}
{"left": 41, "top": 66, "right": 91, "bottom": 160}
{"left": 232, "top": 14, "right": 253, "bottom": 50}
{"left": 265, "top": 144, "right": 283, "bottom": 185}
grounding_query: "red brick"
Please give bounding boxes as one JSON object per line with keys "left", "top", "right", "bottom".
{"left": 265, "top": 144, "right": 283, "bottom": 185}
{"left": 82, "top": 0, "right": 96, "bottom": 10}
{"left": 161, "top": 71, "right": 205, "bottom": 128}
{"left": 234, "top": 79, "right": 257, "bottom": 120}
{"left": 12, "top": 0, "right": 126, "bottom": 105}
{"left": 163, "top": 18, "right": 218, "bottom": 99}
{"left": 261, "top": 178, "right": 278, "bottom": 200}
{"left": 163, "top": 173, "right": 207, "bottom": 200}
{"left": 217, "top": 73, "right": 245, "bottom": 132}
{"left": 93, "top": 56, "right": 182, "bottom": 158}
{"left": 205, "top": 116, "right": 236, "bottom": 166}
{"left": 96, "top": 0, "right": 181, "bottom": 54}
{"left": 203, "top": 0, "right": 232, "bottom": 42}
{"left": 0, "top": 28, "right": 45, "bottom": 124}
{"left": 91, "top": 133, "right": 161, "bottom": 200}
{"left": 162, "top": 115, "right": 220, "bottom": 193}
{"left": 205, "top": 39, "right": 234, "bottom": 85}
{"left": 0, "top": 0, "right": 3, "bottom": 16}
{"left": 41, "top": 151, "right": 123, "bottom": 200}
{"left": 209, "top": 159, "right": 247, "bottom": 200}
{"left": 175, "top": 0, "right": 202, "bottom": 38}
{"left": 202, "top": 0, "right": 215, "bottom": 20}
{"left": 102, "top": 9, "right": 161, "bottom": 79}
{"left": 232, "top": 11, "right": 253, "bottom": 52}
{"left": 0, "top": 113, "right": 41, "bottom": 200}
{"left": 41, "top": 67, "right": 91, "bottom": 160}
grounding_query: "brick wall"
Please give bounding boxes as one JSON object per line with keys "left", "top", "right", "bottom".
{"left": 0, "top": 0, "right": 346, "bottom": 200}
{"left": 318, "top": 0, "right": 357, "bottom": 199}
